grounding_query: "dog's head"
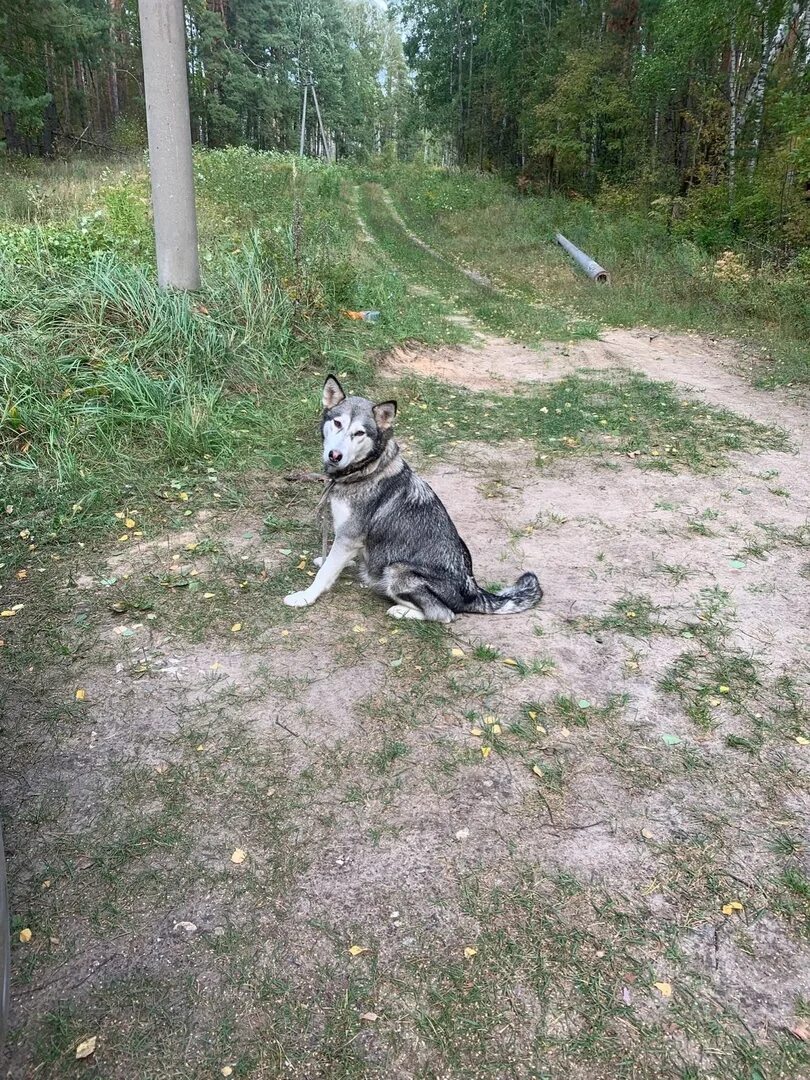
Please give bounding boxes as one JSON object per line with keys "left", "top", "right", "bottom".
{"left": 320, "top": 375, "right": 397, "bottom": 476}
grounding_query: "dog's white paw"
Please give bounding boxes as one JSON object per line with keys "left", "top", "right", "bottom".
{"left": 283, "top": 591, "right": 314, "bottom": 608}
{"left": 313, "top": 555, "right": 324, "bottom": 568}
{"left": 387, "top": 604, "right": 425, "bottom": 620}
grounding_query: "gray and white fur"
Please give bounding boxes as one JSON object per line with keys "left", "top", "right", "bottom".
{"left": 283, "top": 375, "right": 543, "bottom": 622}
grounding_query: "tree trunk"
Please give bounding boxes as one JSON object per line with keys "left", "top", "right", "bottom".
{"left": 728, "top": 31, "right": 739, "bottom": 197}
{"left": 739, "top": 1, "right": 802, "bottom": 176}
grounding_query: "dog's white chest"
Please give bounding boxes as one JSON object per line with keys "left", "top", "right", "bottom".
{"left": 330, "top": 496, "right": 351, "bottom": 534}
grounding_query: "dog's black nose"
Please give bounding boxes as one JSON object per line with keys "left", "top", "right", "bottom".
{"left": 329, "top": 450, "right": 342, "bottom": 464}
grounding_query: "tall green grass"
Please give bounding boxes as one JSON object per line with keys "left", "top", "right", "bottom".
{"left": 0, "top": 149, "right": 460, "bottom": 545}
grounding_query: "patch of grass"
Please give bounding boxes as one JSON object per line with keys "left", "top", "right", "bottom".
{"left": 471, "top": 643, "right": 502, "bottom": 661}
{"left": 660, "top": 646, "right": 762, "bottom": 730}
{"left": 396, "top": 866, "right": 809, "bottom": 1078}
{"left": 358, "top": 180, "right": 599, "bottom": 343}
{"left": 386, "top": 372, "right": 787, "bottom": 475}
{"left": 654, "top": 562, "right": 695, "bottom": 585}
{"left": 590, "top": 593, "right": 666, "bottom": 638}
{"left": 770, "top": 830, "right": 806, "bottom": 858}
{"left": 518, "top": 693, "right": 627, "bottom": 732}
{"left": 367, "top": 737, "right": 411, "bottom": 775}
{"left": 772, "top": 869, "right": 810, "bottom": 937}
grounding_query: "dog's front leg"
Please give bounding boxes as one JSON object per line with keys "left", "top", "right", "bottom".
{"left": 283, "top": 538, "right": 361, "bottom": 608}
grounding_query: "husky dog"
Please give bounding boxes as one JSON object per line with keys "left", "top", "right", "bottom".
{"left": 283, "top": 375, "right": 543, "bottom": 622}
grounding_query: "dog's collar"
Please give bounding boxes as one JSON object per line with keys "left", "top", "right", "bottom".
{"left": 324, "top": 439, "right": 396, "bottom": 486}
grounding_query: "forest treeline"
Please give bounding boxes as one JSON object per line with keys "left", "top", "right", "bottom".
{"left": 0, "top": 0, "right": 409, "bottom": 159}
{"left": 401, "top": 0, "right": 810, "bottom": 250}
{"left": 1, "top": 1, "right": 809, "bottom": 252}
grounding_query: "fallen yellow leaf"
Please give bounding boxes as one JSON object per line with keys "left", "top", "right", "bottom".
{"left": 502, "top": 658, "right": 518, "bottom": 667}
{"left": 0, "top": 610, "right": 16, "bottom": 618}
{"left": 535, "top": 723, "right": 547, "bottom": 734}
{"left": 528, "top": 710, "right": 538, "bottom": 720}
{"left": 230, "top": 848, "right": 247, "bottom": 864}
{"left": 75, "top": 689, "right": 86, "bottom": 702}
{"left": 114, "top": 511, "right": 125, "bottom": 520}
{"left": 178, "top": 492, "right": 190, "bottom": 501}
{"left": 451, "top": 647, "right": 465, "bottom": 658}
{"left": 230, "top": 623, "right": 242, "bottom": 633}
{"left": 654, "top": 981, "right": 672, "bottom": 998}
{"left": 470, "top": 727, "right": 483, "bottom": 737}
{"left": 353, "top": 625, "right": 367, "bottom": 633}
{"left": 532, "top": 764, "right": 543, "bottom": 778}
{"left": 719, "top": 685, "right": 730, "bottom": 694}
{"left": 125, "top": 517, "right": 136, "bottom": 529}
{"left": 481, "top": 746, "right": 491, "bottom": 759}
{"left": 795, "top": 736, "right": 810, "bottom": 746}
{"left": 559, "top": 726, "right": 571, "bottom": 738}
{"left": 464, "top": 947, "right": 478, "bottom": 958}
{"left": 641, "top": 828, "right": 655, "bottom": 840}
{"left": 19, "top": 928, "right": 32, "bottom": 943}
{"left": 203, "top": 592, "right": 215, "bottom": 599}
{"left": 349, "top": 944, "right": 369, "bottom": 957}
{"left": 483, "top": 716, "right": 495, "bottom": 726}
{"left": 117, "top": 534, "right": 129, "bottom": 542}
{"left": 221, "top": 1068, "right": 233, "bottom": 1077}
{"left": 491, "top": 724, "right": 502, "bottom": 735}
{"left": 75, "top": 1036, "right": 97, "bottom": 1060}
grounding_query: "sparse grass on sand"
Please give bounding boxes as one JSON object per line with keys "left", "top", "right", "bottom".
{"left": 1, "top": 150, "right": 809, "bottom": 1080}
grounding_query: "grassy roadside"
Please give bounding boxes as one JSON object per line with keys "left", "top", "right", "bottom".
{"left": 357, "top": 181, "right": 600, "bottom": 342}
{"left": 371, "top": 163, "right": 810, "bottom": 388}
{"left": 2, "top": 148, "right": 792, "bottom": 577}
{"left": 0, "top": 150, "right": 464, "bottom": 554}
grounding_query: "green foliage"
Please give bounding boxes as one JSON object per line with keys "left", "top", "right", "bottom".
{"left": 1, "top": 0, "right": 411, "bottom": 161}
{"left": 402, "top": 0, "right": 810, "bottom": 258}
{"left": 183, "top": 0, "right": 411, "bottom": 159}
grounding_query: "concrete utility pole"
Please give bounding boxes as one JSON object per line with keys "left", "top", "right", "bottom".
{"left": 310, "top": 81, "right": 330, "bottom": 162}
{"left": 299, "top": 83, "right": 308, "bottom": 156}
{"left": 138, "top": 0, "right": 200, "bottom": 290}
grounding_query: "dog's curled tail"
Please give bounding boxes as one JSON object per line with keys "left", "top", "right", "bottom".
{"left": 466, "top": 571, "right": 543, "bottom": 615}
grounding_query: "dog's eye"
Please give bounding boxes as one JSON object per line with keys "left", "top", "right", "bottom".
{"left": 352, "top": 430, "right": 366, "bottom": 438}
{"left": 333, "top": 419, "right": 342, "bottom": 430}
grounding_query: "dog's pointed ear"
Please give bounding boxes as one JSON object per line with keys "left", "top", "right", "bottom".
{"left": 322, "top": 375, "right": 346, "bottom": 410}
{"left": 373, "top": 400, "right": 397, "bottom": 430}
